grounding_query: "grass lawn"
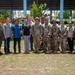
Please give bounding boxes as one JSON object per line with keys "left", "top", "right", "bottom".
{"left": 0, "top": 40, "right": 75, "bottom": 75}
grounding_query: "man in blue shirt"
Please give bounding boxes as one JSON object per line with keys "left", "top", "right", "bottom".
{"left": 3, "top": 17, "right": 12, "bottom": 54}
{"left": 12, "top": 19, "right": 22, "bottom": 54}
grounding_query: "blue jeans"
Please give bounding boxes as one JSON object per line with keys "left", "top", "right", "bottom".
{"left": 4, "top": 37, "right": 11, "bottom": 53}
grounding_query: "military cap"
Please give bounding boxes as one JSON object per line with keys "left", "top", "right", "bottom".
{"left": 35, "top": 17, "right": 40, "bottom": 21}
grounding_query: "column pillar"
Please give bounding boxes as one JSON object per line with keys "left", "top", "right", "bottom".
{"left": 10, "top": 10, "right": 13, "bottom": 20}
{"left": 50, "top": 9, "right": 52, "bottom": 23}
{"left": 70, "top": 10, "right": 72, "bottom": 17}
{"left": 60, "top": 0, "right": 64, "bottom": 21}
{"left": 23, "top": 0, "right": 27, "bottom": 24}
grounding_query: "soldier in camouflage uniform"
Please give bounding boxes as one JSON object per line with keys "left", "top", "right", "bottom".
{"left": 42, "top": 17, "right": 52, "bottom": 53}
{"left": 51, "top": 19, "right": 59, "bottom": 53}
{"left": 59, "top": 21, "right": 67, "bottom": 53}
{"left": 0, "top": 23, "right": 4, "bottom": 55}
{"left": 31, "top": 17, "right": 43, "bottom": 53}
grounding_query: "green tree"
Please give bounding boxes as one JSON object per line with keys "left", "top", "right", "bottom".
{"left": 56, "top": 10, "right": 70, "bottom": 19}
{"left": 64, "top": 10, "right": 70, "bottom": 19}
{"left": 0, "top": 10, "right": 12, "bottom": 19}
{"left": 72, "top": 20, "right": 75, "bottom": 26}
{"left": 72, "top": 11, "right": 75, "bottom": 18}
{"left": 30, "top": 1, "right": 47, "bottom": 19}
{"left": 56, "top": 12, "right": 60, "bottom": 19}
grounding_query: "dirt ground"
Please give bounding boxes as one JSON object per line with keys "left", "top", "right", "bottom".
{"left": 0, "top": 41, "right": 75, "bottom": 75}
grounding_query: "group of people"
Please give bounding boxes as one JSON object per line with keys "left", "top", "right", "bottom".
{"left": 31, "top": 17, "right": 74, "bottom": 54}
{"left": 0, "top": 16, "right": 75, "bottom": 55}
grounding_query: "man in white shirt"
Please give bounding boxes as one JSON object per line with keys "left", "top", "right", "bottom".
{"left": 27, "top": 16, "right": 34, "bottom": 51}
{"left": 67, "top": 21, "right": 74, "bottom": 54}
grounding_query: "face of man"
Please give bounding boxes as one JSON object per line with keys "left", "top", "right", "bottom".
{"left": 69, "top": 22, "right": 72, "bottom": 27}
{"left": 28, "top": 16, "right": 32, "bottom": 22}
{"left": 45, "top": 19, "right": 49, "bottom": 25}
{"left": 53, "top": 20, "right": 56, "bottom": 25}
{"left": 0, "top": 23, "right": 2, "bottom": 26}
{"left": 15, "top": 20, "right": 19, "bottom": 25}
{"left": 6, "top": 18, "right": 10, "bottom": 24}
{"left": 26, "top": 21, "right": 28, "bottom": 26}
{"left": 61, "top": 22, "right": 64, "bottom": 26}
{"left": 35, "top": 19, "right": 39, "bottom": 24}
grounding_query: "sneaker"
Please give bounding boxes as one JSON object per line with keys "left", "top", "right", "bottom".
{"left": 8, "top": 51, "right": 12, "bottom": 54}
{"left": 5, "top": 52, "right": 8, "bottom": 54}
{"left": 18, "top": 51, "right": 21, "bottom": 53}
{"left": 69, "top": 51, "right": 73, "bottom": 54}
{"left": 14, "top": 52, "right": 17, "bottom": 54}
{"left": 25, "top": 51, "right": 29, "bottom": 54}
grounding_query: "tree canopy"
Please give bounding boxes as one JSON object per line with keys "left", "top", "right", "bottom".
{"left": 30, "top": 1, "right": 47, "bottom": 19}
{"left": 56, "top": 10, "right": 71, "bottom": 19}
{"left": 0, "top": 10, "right": 12, "bottom": 19}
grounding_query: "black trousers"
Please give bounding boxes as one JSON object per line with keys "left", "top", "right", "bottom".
{"left": 67, "top": 38, "right": 74, "bottom": 53}
{"left": 13, "top": 38, "right": 21, "bottom": 53}
{"left": 30, "top": 35, "right": 34, "bottom": 50}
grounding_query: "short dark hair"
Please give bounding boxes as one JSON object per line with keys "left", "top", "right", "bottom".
{"left": 6, "top": 17, "right": 10, "bottom": 20}
{"left": 14, "top": 19, "right": 19, "bottom": 23}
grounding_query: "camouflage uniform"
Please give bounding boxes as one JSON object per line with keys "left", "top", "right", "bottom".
{"left": 59, "top": 25, "right": 67, "bottom": 53}
{"left": 0, "top": 25, "right": 4, "bottom": 48}
{"left": 51, "top": 24, "right": 59, "bottom": 53}
{"left": 42, "top": 23, "right": 52, "bottom": 53}
{"left": 31, "top": 23, "right": 43, "bottom": 52}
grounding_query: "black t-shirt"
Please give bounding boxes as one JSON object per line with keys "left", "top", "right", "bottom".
{"left": 23, "top": 25, "right": 31, "bottom": 36}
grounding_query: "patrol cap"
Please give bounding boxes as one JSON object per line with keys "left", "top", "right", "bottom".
{"left": 35, "top": 17, "right": 40, "bottom": 21}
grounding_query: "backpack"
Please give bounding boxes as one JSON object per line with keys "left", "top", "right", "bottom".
{"left": 0, "top": 26, "right": 4, "bottom": 37}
